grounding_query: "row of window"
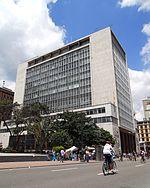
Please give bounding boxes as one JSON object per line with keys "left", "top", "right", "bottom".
{"left": 138, "top": 129, "right": 150, "bottom": 134}
{"left": 120, "top": 116, "right": 133, "bottom": 129}
{"left": 140, "top": 138, "right": 150, "bottom": 142}
{"left": 138, "top": 124, "right": 150, "bottom": 129}
{"left": 27, "top": 62, "right": 90, "bottom": 83}
{"left": 25, "top": 83, "right": 91, "bottom": 99}
{"left": 92, "top": 116, "right": 117, "bottom": 124}
{"left": 25, "top": 71, "right": 91, "bottom": 90}
{"left": 27, "top": 47, "right": 90, "bottom": 77}
{"left": 86, "top": 107, "right": 105, "bottom": 115}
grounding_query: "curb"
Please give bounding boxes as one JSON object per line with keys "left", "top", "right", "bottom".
{"left": 0, "top": 161, "right": 100, "bottom": 171}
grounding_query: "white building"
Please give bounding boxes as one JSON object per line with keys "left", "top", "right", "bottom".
{"left": 13, "top": 27, "right": 135, "bottom": 153}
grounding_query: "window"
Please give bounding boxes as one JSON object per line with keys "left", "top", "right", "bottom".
{"left": 98, "top": 107, "right": 105, "bottom": 113}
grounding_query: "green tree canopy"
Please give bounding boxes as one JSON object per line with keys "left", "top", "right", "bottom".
{"left": 52, "top": 111, "right": 115, "bottom": 149}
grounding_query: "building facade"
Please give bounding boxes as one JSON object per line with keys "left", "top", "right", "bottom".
{"left": 137, "top": 120, "right": 150, "bottom": 152}
{"left": 14, "top": 27, "right": 135, "bottom": 153}
{"left": 137, "top": 97, "right": 150, "bottom": 152}
{"left": 0, "top": 86, "right": 14, "bottom": 148}
{"left": 143, "top": 97, "right": 150, "bottom": 121}
{"left": 0, "top": 86, "right": 14, "bottom": 102}
{"left": 0, "top": 86, "right": 14, "bottom": 121}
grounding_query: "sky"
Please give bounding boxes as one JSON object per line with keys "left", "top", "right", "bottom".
{"left": 0, "top": 0, "right": 150, "bottom": 120}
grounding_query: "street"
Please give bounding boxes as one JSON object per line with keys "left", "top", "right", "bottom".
{"left": 0, "top": 159, "right": 150, "bottom": 188}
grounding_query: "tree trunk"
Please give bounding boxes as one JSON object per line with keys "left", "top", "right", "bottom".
{"left": 3, "top": 120, "right": 12, "bottom": 136}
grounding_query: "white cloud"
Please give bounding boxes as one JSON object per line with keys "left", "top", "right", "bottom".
{"left": 0, "top": 0, "right": 65, "bottom": 91}
{"left": 141, "top": 23, "right": 150, "bottom": 65}
{"left": 118, "top": 1, "right": 150, "bottom": 66}
{"left": 142, "top": 23, "right": 150, "bottom": 36}
{"left": 129, "top": 69, "right": 150, "bottom": 120}
{"left": 119, "top": 0, "right": 150, "bottom": 11}
{"left": 119, "top": 0, "right": 138, "bottom": 7}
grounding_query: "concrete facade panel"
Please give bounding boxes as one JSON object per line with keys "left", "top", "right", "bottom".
{"left": 90, "top": 28, "right": 116, "bottom": 106}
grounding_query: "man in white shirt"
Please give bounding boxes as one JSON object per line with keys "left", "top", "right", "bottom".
{"left": 103, "top": 141, "right": 115, "bottom": 171}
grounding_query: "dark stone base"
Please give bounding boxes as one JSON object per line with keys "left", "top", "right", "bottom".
{"left": 0, "top": 155, "right": 48, "bottom": 162}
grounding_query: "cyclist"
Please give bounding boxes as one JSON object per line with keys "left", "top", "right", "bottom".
{"left": 103, "top": 141, "right": 115, "bottom": 172}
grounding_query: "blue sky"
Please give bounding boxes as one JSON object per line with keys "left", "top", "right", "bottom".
{"left": 50, "top": 0, "right": 149, "bottom": 71}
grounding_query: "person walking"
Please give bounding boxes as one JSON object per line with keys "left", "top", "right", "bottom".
{"left": 52, "top": 150, "right": 56, "bottom": 161}
{"left": 60, "top": 149, "right": 65, "bottom": 163}
{"left": 85, "top": 150, "right": 90, "bottom": 163}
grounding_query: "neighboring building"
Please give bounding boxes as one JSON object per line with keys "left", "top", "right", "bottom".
{"left": 0, "top": 86, "right": 14, "bottom": 102}
{"left": 0, "top": 86, "right": 14, "bottom": 148}
{"left": 137, "top": 98, "right": 150, "bottom": 152}
{"left": 14, "top": 27, "right": 135, "bottom": 153}
{"left": 137, "top": 120, "right": 150, "bottom": 152}
{"left": 143, "top": 97, "right": 150, "bottom": 121}
{"left": 0, "top": 86, "right": 14, "bottom": 121}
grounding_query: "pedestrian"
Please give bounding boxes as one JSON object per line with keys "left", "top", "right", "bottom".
{"left": 85, "top": 150, "right": 90, "bottom": 163}
{"left": 60, "top": 149, "right": 65, "bottom": 162}
{"left": 132, "top": 151, "right": 136, "bottom": 161}
{"left": 52, "top": 150, "right": 56, "bottom": 161}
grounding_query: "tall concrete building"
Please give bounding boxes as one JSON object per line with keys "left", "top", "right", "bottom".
{"left": 14, "top": 27, "right": 135, "bottom": 153}
{"left": 143, "top": 97, "right": 150, "bottom": 120}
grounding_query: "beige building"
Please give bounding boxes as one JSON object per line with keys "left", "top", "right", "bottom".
{"left": 143, "top": 97, "right": 150, "bottom": 120}
{"left": 137, "top": 120, "right": 150, "bottom": 152}
{"left": 13, "top": 27, "right": 135, "bottom": 153}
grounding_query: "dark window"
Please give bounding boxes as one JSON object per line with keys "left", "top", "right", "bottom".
{"left": 89, "top": 110, "right": 93, "bottom": 115}
{"left": 98, "top": 107, "right": 105, "bottom": 113}
{"left": 93, "top": 118, "right": 97, "bottom": 123}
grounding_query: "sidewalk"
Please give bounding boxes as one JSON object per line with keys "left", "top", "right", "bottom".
{"left": 0, "top": 160, "right": 99, "bottom": 170}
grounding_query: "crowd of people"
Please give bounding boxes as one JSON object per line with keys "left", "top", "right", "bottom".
{"left": 46, "top": 147, "right": 96, "bottom": 162}
{"left": 46, "top": 143, "right": 149, "bottom": 165}
{"left": 118, "top": 150, "right": 149, "bottom": 162}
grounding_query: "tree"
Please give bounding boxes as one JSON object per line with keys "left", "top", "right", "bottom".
{"left": 22, "top": 103, "right": 51, "bottom": 152}
{"left": 0, "top": 100, "right": 20, "bottom": 136}
{"left": 99, "top": 128, "right": 115, "bottom": 146}
{"left": 11, "top": 107, "right": 27, "bottom": 151}
{"left": 50, "top": 130, "right": 73, "bottom": 148}
{"left": 3, "top": 102, "right": 52, "bottom": 153}
{"left": 53, "top": 111, "right": 115, "bottom": 149}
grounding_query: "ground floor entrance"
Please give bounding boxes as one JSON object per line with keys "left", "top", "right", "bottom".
{"left": 120, "top": 127, "right": 136, "bottom": 153}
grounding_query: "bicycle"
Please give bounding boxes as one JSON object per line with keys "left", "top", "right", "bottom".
{"left": 102, "top": 159, "right": 117, "bottom": 176}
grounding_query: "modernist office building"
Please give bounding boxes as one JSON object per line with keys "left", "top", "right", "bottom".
{"left": 14, "top": 27, "right": 135, "bottom": 153}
